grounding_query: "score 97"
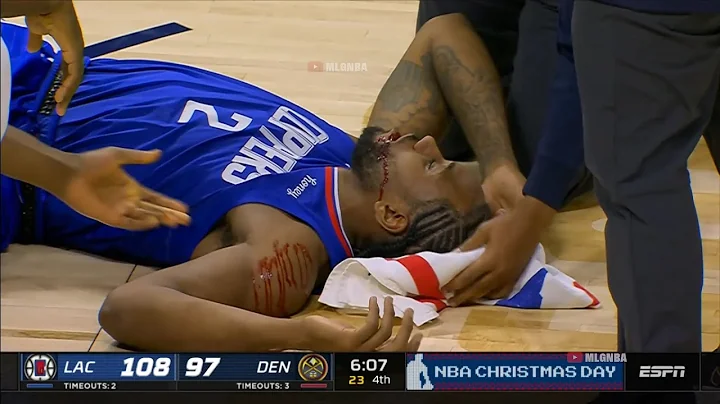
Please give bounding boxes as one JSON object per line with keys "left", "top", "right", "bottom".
{"left": 350, "top": 359, "right": 387, "bottom": 372}
{"left": 184, "top": 357, "right": 221, "bottom": 377}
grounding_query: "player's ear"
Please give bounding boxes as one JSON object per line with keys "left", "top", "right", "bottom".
{"left": 373, "top": 200, "right": 409, "bottom": 235}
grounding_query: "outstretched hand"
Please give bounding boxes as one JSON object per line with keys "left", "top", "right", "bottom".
{"left": 303, "top": 296, "right": 423, "bottom": 352}
{"left": 443, "top": 197, "right": 555, "bottom": 305}
{"left": 59, "top": 147, "right": 191, "bottom": 231}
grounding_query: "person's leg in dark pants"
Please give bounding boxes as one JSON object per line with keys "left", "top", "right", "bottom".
{"left": 573, "top": 0, "right": 720, "bottom": 355}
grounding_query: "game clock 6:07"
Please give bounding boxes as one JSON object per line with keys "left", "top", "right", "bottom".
{"left": 334, "top": 353, "right": 405, "bottom": 391}
{"left": 352, "top": 358, "right": 387, "bottom": 373}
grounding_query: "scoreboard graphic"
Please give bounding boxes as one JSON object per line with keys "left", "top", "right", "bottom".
{"left": 0, "top": 352, "right": 715, "bottom": 392}
{"left": 16, "top": 353, "right": 333, "bottom": 391}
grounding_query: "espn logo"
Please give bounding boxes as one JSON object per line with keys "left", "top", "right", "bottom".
{"left": 639, "top": 365, "right": 685, "bottom": 378}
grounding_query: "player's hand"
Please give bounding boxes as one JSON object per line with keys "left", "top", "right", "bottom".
{"left": 443, "top": 196, "right": 555, "bottom": 305}
{"left": 25, "top": 0, "right": 84, "bottom": 116}
{"left": 57, "top": 147, "right": 191, "bottom": 231}
{"left": 482, "top": 164, "right": 525, "bottom": 211}
{"left": 302, "top": 297, "right": 422, "bottom": 352}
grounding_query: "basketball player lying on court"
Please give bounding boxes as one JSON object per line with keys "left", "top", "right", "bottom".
{"left": 1, "top": 14, "right": 522, "bottom": 352}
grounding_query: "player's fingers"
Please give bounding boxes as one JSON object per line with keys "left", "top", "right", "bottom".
{"left": 352, "top": 296, "right": 380, "bottom": 347}
{"left": 117, "top": 209, "right": 162, "bottom": 231}
{"left": 139, "top": 188, "right": 190, "bottom": 219}
{"left": 52, "top": 1, "right": 85, "bottom": 115}
{"left": 457, "top": 219, "right": 491, "bottom": 252}
{"left": 448, "top": 273, "right": 497, "bottom": 307}
{"left": 138, "top": 201, "right": 190, "bottom": 227}
{"left": 55, "top": 62, "right": 83, "bottom": 116}
{"left": 358, "top": 296, "right": 395, "bottom": 351}
{"left": 442, "top": 258, "right": 487, "bottom": 294}
{"left": 110, "top": 148, "right": 162, "bottom": 165}
{"left": 380, "top": 308, "right": 415, "bottom": 352}
{"left": 486, "top": 283, "right": 515, "bottom": 300}
{"left": 26, "top": 33, "right": 45, "bottom": 53}
{"left": 112, "top": 199, "right": 138, "bottom": 218}
{"left": 406, "top": 334, "right": 423, "bottom": 352}
{"left": 135, "top": 201, "right": 187, "bottom": 228}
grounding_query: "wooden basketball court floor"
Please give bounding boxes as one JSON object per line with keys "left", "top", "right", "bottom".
{"left": 0, "top": 1, "right": 717, "bottom": 353}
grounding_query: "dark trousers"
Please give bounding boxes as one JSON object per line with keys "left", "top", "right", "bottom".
{"left": 416, "top": 0, "right": 593, "bottom": 202}
{"left": 573, "top": 0, "right": 720, "bottom": 353}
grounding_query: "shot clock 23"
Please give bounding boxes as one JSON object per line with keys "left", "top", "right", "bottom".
{"left": 350, "top": 358, "right": 388, "bottom": 386}
{"left": 335, "top": 353, "right": 405, "bottom": 391}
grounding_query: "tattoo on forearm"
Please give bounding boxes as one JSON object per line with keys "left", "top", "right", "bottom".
{"left": 420, "top": 53, "right": 446, "bottom": 115}
{"left": 368, "top": 56, "right": 448, "bottom": 136}
{"left": 253, "top": 241, "right": 313, "bottom": 316}
{"left": 377, "top": 60, "right": 424, "bottom": 113}
{"left": 431, "top": 45, "right": 515, "bottom": 176}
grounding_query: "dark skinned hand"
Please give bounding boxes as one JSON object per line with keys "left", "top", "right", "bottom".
{"left": 443, "top": 196, "right": 556, "bottom": 305}
{"left": 26, "top": 0, "right": 84, "bottom": 116}
{"left": 303, "top": 296, "right": 423, "bottom": 352}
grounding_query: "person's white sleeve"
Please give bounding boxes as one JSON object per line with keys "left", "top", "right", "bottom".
{"left": 1, "top": 37, "right": 11, "bottom": 141}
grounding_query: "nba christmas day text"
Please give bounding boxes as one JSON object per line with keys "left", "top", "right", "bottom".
{"left": 4, "top": 352, "right": 714, "bottom": 392}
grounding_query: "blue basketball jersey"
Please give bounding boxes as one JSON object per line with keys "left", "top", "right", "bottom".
{"left": 0, "top": 23, "right": 356, "bottom": 267}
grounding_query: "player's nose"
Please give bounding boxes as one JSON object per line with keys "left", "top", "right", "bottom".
{"left": 414, "top": 135, "right": 444, "bottom": 160}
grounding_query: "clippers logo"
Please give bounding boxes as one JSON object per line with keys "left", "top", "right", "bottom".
{"left": 24, "top": 354, "right": 57, "bottom": 381}
{"left": 639, "top": 365, "right": 685, "bottom": 378}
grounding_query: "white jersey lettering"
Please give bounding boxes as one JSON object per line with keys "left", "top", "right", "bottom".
{"left": 177, "top": 101, "right": 333, "bottom": 185}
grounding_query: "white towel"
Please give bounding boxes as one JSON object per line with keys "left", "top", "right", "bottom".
{"left": 319, "top": 244, "right": 600, "bottom": 326}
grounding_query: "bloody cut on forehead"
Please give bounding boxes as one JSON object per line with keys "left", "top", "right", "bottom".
{"left": 375, "top": 129, "right": 401, "bottom": 201}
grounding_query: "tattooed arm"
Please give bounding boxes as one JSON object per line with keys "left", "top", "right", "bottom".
{"left": 367, "top": 37, "right": 450, "bottom": 145}
{"left": 368, "top": 13, "right": 518, "bottom": 179}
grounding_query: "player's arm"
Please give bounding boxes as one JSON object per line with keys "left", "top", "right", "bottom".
{"left": 99, "top": 238, "right": 419, "bottom": 352}
{"left": 1, "top": 126, "right": 78, "bottom": 195}
{"left": 99, "top": 241, "right": 314, "bottom": 352}
{"left": 368, "top": 13, "right": 517, "bottom": 178}
{"left": 1, "top": 0, "right": 65, "bottom": 17}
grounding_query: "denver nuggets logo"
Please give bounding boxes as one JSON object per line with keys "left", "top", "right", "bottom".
{"left": 298, "top": 354, "right": 328, "bottom": 381}
{"left": 24, "top": 354, "right": 57, "bottom": 381}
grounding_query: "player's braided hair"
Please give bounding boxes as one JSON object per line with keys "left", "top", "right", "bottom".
{"left": 353, "top": 199, "right": 492, "bottom": 258}
{"left": 350, "top": 126, "right": 492, "bottom": 257}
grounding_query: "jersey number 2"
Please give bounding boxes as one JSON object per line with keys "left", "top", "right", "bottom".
{"left": 178, "top": 100, "right": 252, "bottom": 132}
